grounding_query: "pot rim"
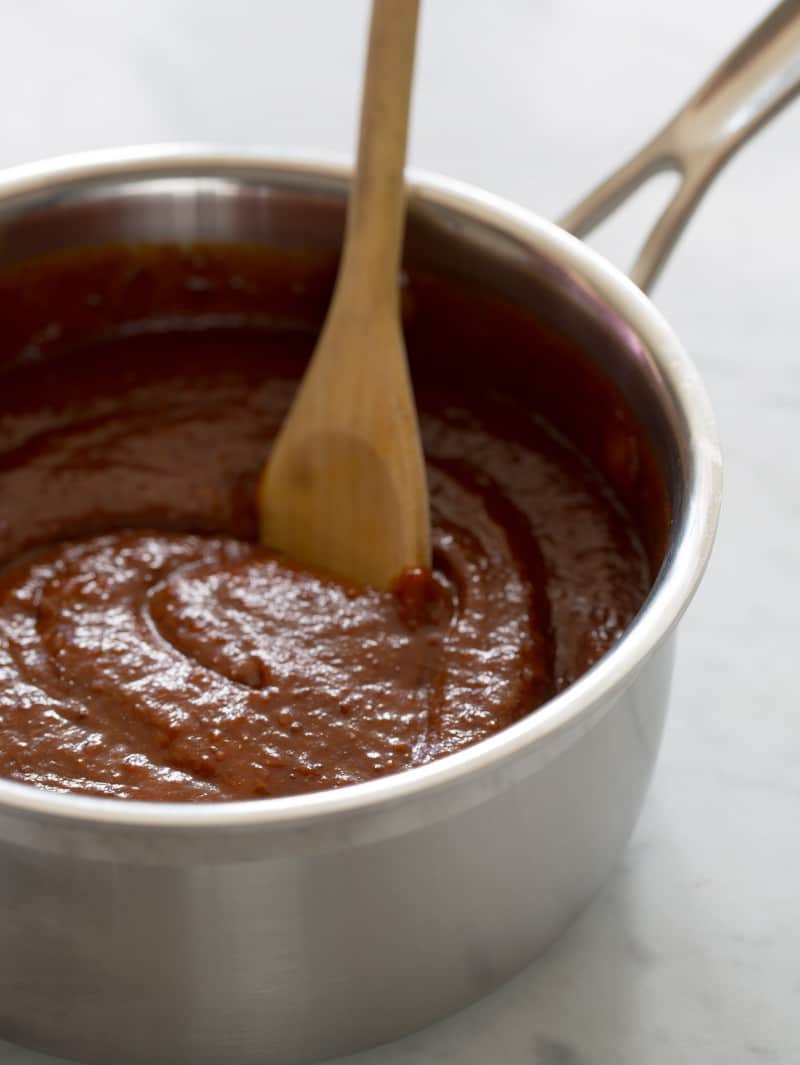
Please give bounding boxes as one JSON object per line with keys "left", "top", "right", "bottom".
{"left": 0, "top": 144, "right": 722, "bottom": 830}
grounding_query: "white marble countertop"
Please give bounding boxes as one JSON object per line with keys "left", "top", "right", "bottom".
{"left": 1, "top": 2, "right": 798, "bottom": 1063}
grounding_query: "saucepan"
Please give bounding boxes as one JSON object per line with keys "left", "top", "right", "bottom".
{"left": 0, "top": 4, "right": 797, "bottom": 1063}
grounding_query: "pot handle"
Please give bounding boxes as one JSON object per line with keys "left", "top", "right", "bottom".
{"left": 559, "top": 0, "right": 800, "bottom": 292}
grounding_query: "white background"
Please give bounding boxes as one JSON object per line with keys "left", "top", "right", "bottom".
{"left": 1, "top": 2, "right": 798, "bottom": 1063}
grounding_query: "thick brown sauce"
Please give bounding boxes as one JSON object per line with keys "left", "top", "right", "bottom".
{"left": 0, "top": 246, "right": 665, "bottom": 801}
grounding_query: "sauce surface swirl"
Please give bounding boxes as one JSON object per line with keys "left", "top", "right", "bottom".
{"left": 0, "top": 248, "right": 661, "bottom": 801}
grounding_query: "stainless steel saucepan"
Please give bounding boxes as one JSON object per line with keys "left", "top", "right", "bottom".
{"left": 0, "top": 4, "right": 797, "bottom": 1063}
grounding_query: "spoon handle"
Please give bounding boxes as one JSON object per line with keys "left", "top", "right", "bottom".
{"left": 560, "top": 0, "right": 800, "bottom": 292}
{"left": 335, "top": 0, "right": 420, "bottom": 315}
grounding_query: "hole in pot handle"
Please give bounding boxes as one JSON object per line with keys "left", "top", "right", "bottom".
{"left": 559, "top": 0, "right": 800, "bottom": 293}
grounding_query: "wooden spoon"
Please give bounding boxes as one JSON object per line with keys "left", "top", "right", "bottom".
{"left": 258, "top": 0, "right": 430, "bottom": 589}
